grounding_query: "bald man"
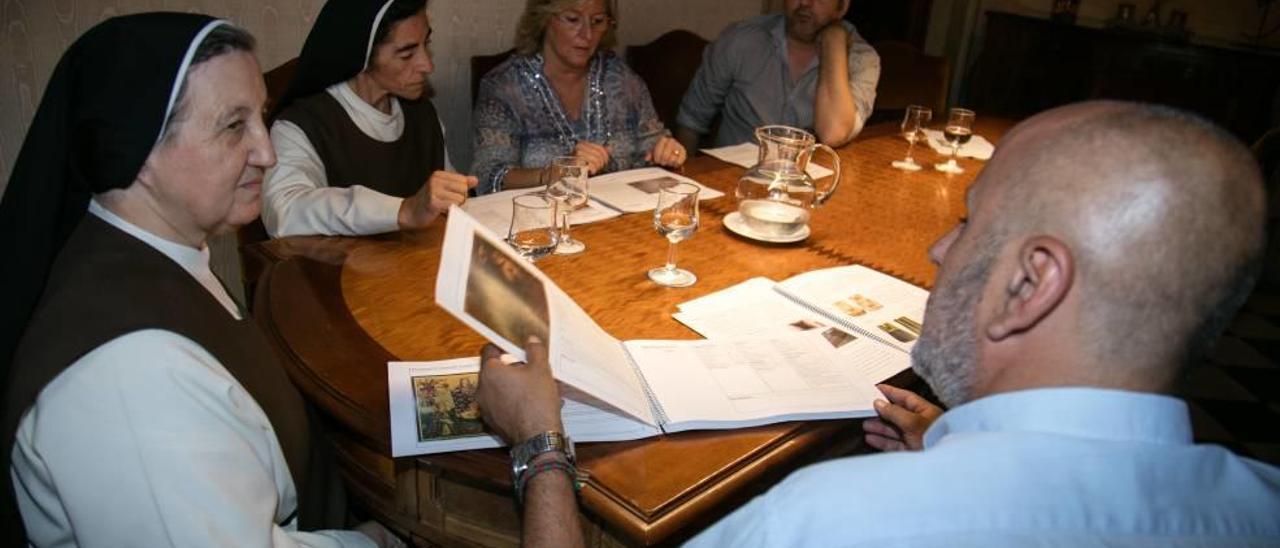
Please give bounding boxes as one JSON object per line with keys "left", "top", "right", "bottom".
{"left": 475, "top": 102, "right": 1280, "bottom": 547}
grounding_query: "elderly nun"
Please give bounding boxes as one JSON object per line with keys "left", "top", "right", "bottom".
{"left": 0, "top": 13, "right": 400, "bottom": 547}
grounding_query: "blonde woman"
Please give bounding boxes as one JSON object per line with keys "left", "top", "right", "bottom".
{"left": 472, "top": 0, "right": 686, "bottom": 194}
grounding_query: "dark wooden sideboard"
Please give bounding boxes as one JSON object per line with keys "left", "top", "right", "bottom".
{"left": 966, "top": 11, "right": 1280, "bottom": 143}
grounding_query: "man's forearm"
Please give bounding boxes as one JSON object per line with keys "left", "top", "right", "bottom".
{"left": 814, "top": 29, "right": 858, "bottom": 147}
{"left": 521, "top": 458, "right": 584, "bottom": 548}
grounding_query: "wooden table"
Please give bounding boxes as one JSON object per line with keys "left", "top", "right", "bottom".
{"left": 247, "top": 119, "right": 1014, "bottom": 547}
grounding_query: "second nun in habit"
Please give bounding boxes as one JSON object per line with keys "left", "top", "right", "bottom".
{"left": 264, "top": 0, "right": 477, "bottom": 237}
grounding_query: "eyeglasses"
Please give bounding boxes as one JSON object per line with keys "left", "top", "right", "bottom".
{"left": 554, "top": 11, "right": 612, "bottom": 33}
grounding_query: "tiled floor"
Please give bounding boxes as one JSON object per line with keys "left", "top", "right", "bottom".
{"left": 1188, "top": 287, "right": 1280, "bottom": 466}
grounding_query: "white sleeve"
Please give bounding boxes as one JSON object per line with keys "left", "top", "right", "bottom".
{"left": 846, "top": 34, "right": 881, "bottom": 138}
{"left": 262, "top": 121, "right": 405, "bottom": 238}
{"left": 10, "top": 330, "right": 377, "bottom": 548}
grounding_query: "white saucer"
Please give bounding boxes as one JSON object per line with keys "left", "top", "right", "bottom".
{"left": 723, "top": 211, "right": 810, "bottom": 243}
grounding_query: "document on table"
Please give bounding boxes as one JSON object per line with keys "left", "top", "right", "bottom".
{"left": 587, "top": 167, "right": 724, "bottom": 213}
{"left": 623, "top": 330, "right": 888, "bottom": 431}
{"left": 701, "top": 142, "right": 835, "bottom": 180}
{"left": 673, "top": 277, "right": 912, "bottom": 384}
{"left": 774, "top": 266, "right": 929, "bottom": 353}
{"left": 461, "top": 188, "right": 621, "bottom": 236}
{"left": 387, "top": 358, "right": 659, "bottom": 456}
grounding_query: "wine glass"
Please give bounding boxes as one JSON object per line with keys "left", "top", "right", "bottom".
{"left": 507, "top": 193, "right": 559, "bottom": 262}
{"left": 891, "top": 105, "right": 932, "bottom": 171}
{"left": 647, "top": 182, "right": 700, "bottom": 287}
{"left": 545, "top": 156, "right": 590, "bottom": 255}
{"left": 935, "top": 108, "right": 975, "bottom": 174}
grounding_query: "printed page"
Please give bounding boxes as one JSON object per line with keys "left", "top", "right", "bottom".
{"left": 461, "top": 188, "right": 621, "bottom": 236}
{"left": 701, "top": 142, "right": 834, "bottom": 179}
{"left": 436, "top": 208, "right": 657, "bottom": 425}
{"left": 774, "top": 265, "right": 929, "bottom": 353}
{"left": 674, "top": 277, "right": 819, "bottom": 339}
{"left": 587, "top": 167, "right": 724, "bottom": 213}
{"left": 387, "top": 359, "right": 502, "bottom": 456}
{"left": 387, "top": 359, "right": 659, "bottom": 457}
{"left": 673, "top": 277, "right": 910, "bottom": 383}
{"left": 622, "top": 330, "right": 888, "bottom": 431}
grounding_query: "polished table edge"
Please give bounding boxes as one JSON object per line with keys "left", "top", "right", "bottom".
{"left": 579, "top": 421, "right": 856, "bottom": 545}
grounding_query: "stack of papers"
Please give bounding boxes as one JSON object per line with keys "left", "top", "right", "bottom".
{"left": 461, "top": 167, "right": 725, "bottom": 235}
{"left": 587, "top": 167, "right": 724, "bottom": 213}
{"left": 674, "top": 267, "right": 925, "bottom": 383}
{"left": 462, "top": 189, "right": 621, "bottom": 237}
{"left": 702, "top": 142, "right": 835, "bottom": 180}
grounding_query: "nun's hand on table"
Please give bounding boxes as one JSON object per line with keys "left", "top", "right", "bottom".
{"left": 398, "top": 170, "right": 478, "bottom": 230}
{"left": 574, "top": 141, "right": 610, "bottom": 175}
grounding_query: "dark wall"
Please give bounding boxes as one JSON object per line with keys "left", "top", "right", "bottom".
{"left": 844, "top": 0, "right": 934, "bottom": 48}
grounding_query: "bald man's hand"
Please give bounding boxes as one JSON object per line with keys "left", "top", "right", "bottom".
{"left": 477, "top": 338, "right": 564, "bottom": 445}
{"left": 398, "top": 170, "right": 478, "bottom": 230}
{"left": 862, "top": 384, "right": 943, "bottom": 452}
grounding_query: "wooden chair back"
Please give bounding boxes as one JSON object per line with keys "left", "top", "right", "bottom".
{"left": 625, "top": 30, "right": 709, "bottom": 131}
{"left": 869, "top": 40, "right": 949, "bottom": 126}
{"left": 471, "top": 49, "right": 515, "bottom": 106}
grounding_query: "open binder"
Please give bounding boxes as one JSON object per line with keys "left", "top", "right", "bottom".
{"left": 388, "top": 207, "right": 922, "bottom": 456}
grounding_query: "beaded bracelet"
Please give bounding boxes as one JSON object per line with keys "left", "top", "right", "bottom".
{"left": 515, "top": 457, "right": 580, "bottom": 505}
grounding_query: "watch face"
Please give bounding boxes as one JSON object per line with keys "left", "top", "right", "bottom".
{"left": 511, "top": 432, "right": 574, "bottom": 473}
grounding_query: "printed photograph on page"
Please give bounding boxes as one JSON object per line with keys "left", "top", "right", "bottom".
{"left": 413, "top": 373, "right": 486, "bottom": 441}
{"left": 628, "top": 176, "right": 680, "bottom": 194}
{"left": 463, "top": 234, "right": 550, "bottom": 346}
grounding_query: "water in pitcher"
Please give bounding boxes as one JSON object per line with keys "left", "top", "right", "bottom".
{"left": 736, "top": 160, "right": 814, "bottom": 237}
{"left": 739, "top": 200, "right": 810, "bottom": 237}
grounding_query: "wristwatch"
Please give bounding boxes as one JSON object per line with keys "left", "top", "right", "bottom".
{"left": 510, "top": 431, "right": 576, "bottom": 481}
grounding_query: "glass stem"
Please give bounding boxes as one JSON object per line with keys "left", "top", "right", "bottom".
{"left": 950, "top": 144, "right": 960, "bottom": 167}
{"left": 904, "top": 137, "right": 918, "bottom": 163}
{"left": 561, "top": 211, "right": 572, "bottom": 242}
{"left": 665, "top": 241, "right": 678, "bottom": 271}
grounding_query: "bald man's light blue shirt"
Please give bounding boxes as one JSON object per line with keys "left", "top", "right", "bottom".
{"left": 686, "top": 388, "right": 1280, "bottom": 547}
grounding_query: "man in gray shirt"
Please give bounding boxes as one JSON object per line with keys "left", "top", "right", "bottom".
{"left": 675, "top": 0, "right": 880, "bottom": 149}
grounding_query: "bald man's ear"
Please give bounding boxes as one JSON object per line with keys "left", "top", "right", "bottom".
{"left": 986, "top": 236, "right": 1074, "bottom": 341}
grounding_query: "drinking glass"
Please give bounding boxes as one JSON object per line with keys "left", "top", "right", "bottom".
{"left": 647, "top": 182, "right": 700, "bottom": 287}
{"left": 507, "top": 193, "right": 559, "bottom": 262}
{"left": 935, "top": 108, "right": 976, "bottom": 174}
{"left": 891, "top": 105, "right": 932, "bottom": 171}
{"left": 545, "top": 156, "right": 590, "bottom": 255}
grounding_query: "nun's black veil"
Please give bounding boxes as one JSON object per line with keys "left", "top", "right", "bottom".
{"left": 0, "top": 12, "right": 222, "bottom": 539}
{"left": 271, "top": 0, "right": 396, "bottom": 119}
